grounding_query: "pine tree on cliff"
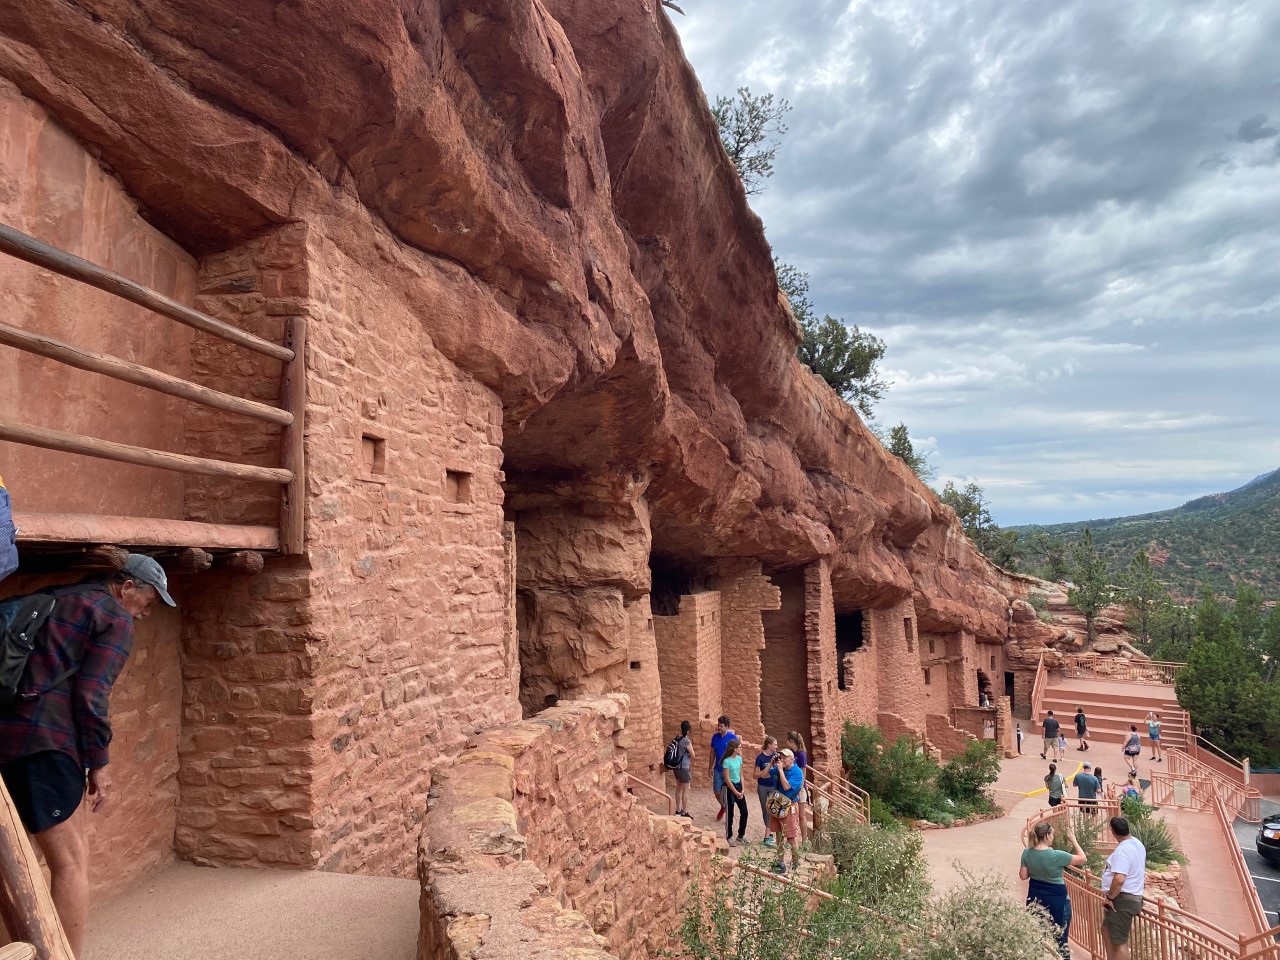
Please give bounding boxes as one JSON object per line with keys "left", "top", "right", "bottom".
{"left": 1067, "top": 528, "right": 1111, "bottom": 645}
{"left": 712, "top": 87, "right": 790, "bottom": 196}
{"left": 1119, "top": 548, "right": 1165, "bottom": 647}
{"left": 884, "top": 422, "right": 935, "bottom": 480}
{"left": 777, "top": 260, "right": 889, "bottom": 419}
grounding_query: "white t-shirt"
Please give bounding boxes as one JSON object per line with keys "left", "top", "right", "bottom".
{"left": 1102, "top": 836, "right": 1146, "bottom": 896}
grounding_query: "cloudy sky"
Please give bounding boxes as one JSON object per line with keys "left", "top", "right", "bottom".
{"left": 673, "top": 0, "right": 1280, "bottom": 525}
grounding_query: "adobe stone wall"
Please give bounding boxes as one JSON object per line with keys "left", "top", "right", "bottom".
{"left": 0, "top": 79, "right": 196, "bottom": 518}
{"left": 713, "top": 561, "right": 779, "bottom": 747}
{"left": 624, "top": 596, "right": 666, "bottom": 783}
{"left": 803, "top": 560, "right": 840, "bottom": 774}
{"left": 418, "top": 696, "right": 723, "bottom": 960}
{"left": 760, "top": 571, "right": 809, "bottom": 748}
{"left": 655, "top": 591, "right": 722, "bottom": 737}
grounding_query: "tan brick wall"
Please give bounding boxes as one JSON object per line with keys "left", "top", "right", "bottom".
{"left": 871, "top": 600, "right": 926, "bottom": 734}
{"left": 418, "top": 696, "right": 723, "bottom": 960}
{"left": 713, "top": 562, "right": 778, "bottom": 747}
{"left": 624, "top": 595, "right": 665, "bottom": 783}
{"left": 804, "top": 560, "right": 839, "bottom": 774}
{"left": 303, "top": 228, "right": 517, "bottom": 876}
{"left": 655, "top": 591, "right": 722, "bottom": 736}
{"left": 760, "top": 570, "right": 809, "bottom": 749}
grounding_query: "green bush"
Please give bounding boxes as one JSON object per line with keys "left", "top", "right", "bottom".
{"left": 841, "top": 722, "right": 1002, "bottom": 822}
{"left": 1050, "top": 807, "right": 1106, "bottom": 874}
{"left": 867, "top": 795, "right": 898, "bottom": 828}
{"left": 816, "top": 814, "right": 929, "bottom": 911}
{"left": 914, "top": 869, "right": 1059, "bottom": 960}
{"left": 1130, "top": 815, "right": 1186, "bottom": 869}
{"left": 937, "top": 740, "right": 1001, "bottom": 805}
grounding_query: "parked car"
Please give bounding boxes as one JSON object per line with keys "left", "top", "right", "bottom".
{"left": 1257, "top": 814, "right": 1280, "bottom": 866}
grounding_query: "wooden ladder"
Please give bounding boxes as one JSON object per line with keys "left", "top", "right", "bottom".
{"left": 0, "top": 777, "right": 73, "bottom": 960}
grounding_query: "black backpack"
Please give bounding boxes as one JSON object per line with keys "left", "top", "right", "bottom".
{"left": 0, "top": 593, "right": 60, "bottom": 708}
{"left": 662, "top": 736, "right": 684, "bottom": 770}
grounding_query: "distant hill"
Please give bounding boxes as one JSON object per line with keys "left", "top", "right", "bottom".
{"left": 1012, "top": 468, "right": 1280, "bottom": 599}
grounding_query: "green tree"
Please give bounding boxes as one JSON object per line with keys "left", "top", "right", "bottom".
{"left": 883, "top": 422, "right": 935, "bottom": 480}
{"left": 1232, "top": 583, "right": 1267, "bottom": 660}
{"left": 780, "top": 260, "right": 890, "bottom": 418}
{"left": 1067, "top": 528, "right": 1111, "bottom": 645}
{"left": 1119, "top": 549, "right": 1165, "bottom": 647}
{"left": 938, "top": 481, "right": 1019, "bottom": 567}
{"left": 1147, "top": 597, "right": 1194, "bottom": 662}
{"left": 711, "top": 86, "right": 790, "bottom": 195}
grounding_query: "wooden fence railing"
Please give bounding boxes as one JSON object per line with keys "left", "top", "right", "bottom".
{"left": 0, "top": 221, "right": 306, "bottom": 554}
{"left": 1058, "top": 655, "right": 1185, "bottom": 685}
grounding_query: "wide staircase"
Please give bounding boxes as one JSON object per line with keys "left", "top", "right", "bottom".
{"left": 1040, "top": 658, "right": 1190, "bottom": 752}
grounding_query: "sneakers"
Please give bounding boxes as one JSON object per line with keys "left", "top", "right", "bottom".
{"left": 682, "top": 810, "right": 694, "bottom": 819}
{"left": 1040, "top": 753, "right": 1046, "bottom": 759}
{"left": 675, "top": 809, "right": 685, "bottom": 817}
{"left": 762, "top": 836, "right": 776, "bottom": 847}
{"left": 771, "top": 862, "right": 787, "bottom": 875}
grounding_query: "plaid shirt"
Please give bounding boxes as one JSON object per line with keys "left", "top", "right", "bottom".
{"left": 0, "top": 581, "right": 135, "bottom": 769}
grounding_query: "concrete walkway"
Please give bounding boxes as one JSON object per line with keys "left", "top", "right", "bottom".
{"left": 1162, "top": 806, "right": 1261, "bottom": 938}
{"left": 85, "top": 863, "right": 418, "bottom": 960}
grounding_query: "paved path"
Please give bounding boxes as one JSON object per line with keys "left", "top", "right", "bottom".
{"left": 1232, "top": 798, "right": 1280, "bottom": 929}
{"left": 85, "top": 862, "right": 418, "bottom": 960}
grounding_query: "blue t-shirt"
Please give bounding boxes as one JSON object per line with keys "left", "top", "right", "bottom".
{"left": 1073, "top": 772, "right": 1100, "bottom": 800}
{"left": 755, "top": 752, "right": 778, "bottom": 789}
{"left": 710, "top": 729, "right": 736, "bottom": 765}
{"left": 779, "top": 762, "right": 804, "bottom": 800}
{"left": 722, "top": 754, "right": 743, "bottom": 785}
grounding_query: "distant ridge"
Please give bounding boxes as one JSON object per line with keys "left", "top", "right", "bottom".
{"left": 1012, "top": 468, "right": 1280, "bottom": 598}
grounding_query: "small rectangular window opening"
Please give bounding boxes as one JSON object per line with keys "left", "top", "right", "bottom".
{"left": 904, "top": 618, "right": 914, "bottom": 652}
{"left": 630, "top": 661, "right": 642, "bottom": 671}
{"left": 446, "top": 469, "right": 472, "bottom": 503}
{"left": 361, "top": 435, "right": 386, "bottom": 476}
{"left": 924, "top": 668, "right": 932, "bottom": 685}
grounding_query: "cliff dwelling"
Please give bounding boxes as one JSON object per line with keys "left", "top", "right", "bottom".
{"left": 0, "top": 2, "right": 1052, "bottom": 957}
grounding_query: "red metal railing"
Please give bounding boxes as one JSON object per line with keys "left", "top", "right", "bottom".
{"left": 626, "top": 772, "right": 675, "bottom": 815}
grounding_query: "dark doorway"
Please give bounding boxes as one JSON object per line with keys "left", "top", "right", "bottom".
{"left": 1004, "top": 671, "right": 1016, "bottom": 699}
{"left": 835, "top": 611, "right": 865, "bottom": 691}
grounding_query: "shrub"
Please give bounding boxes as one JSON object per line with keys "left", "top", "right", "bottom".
{"left": 1130, "top": 815, "right": 1186, "bottom": 869}
{"left": 878, "top": 735, "right": 946, "bottom": 820}
{"left": 841, "top": 721, "right": 886, "bottom": 796}
{"left": 1050, "top": 807, "right": 1106, "bottom": 873}
{"left": 914, "top": 869, "right": 1059, "bottom": 960}
{"left": 937, "top": 740, "right": 1001, "bottom": 806}
{"left": 867, "top": 795, "right": 898, "bottom": 828}
{"left": 816, "top": 814, "right": 929, "bottom": 912}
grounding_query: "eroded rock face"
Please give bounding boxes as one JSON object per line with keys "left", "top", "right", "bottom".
{"left": 0, "top": 1, "right": 1015, "bottom": 629}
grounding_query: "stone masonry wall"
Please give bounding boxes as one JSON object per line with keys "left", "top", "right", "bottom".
{"left": 872, "top": 601, "right": 927, "bottom": 735}
{"left": 760, "top": 571, "right": 810, "bottom": 749}
{"left": 654, "top": 591, "right": 722, "bottom": 738}
{"left": 624, "top": 596, "right": 666, "bottom": 783}
{"left": 712, "top": 561, "right": 779, "bottom": 747}
{"left": 803, "top": 560, "right": 840, "bottom": 774}
{"left": 303, "top": 228, "right": 518, "bottom": 876}
{"left": 418, "top": 696, "right": 722, "bottom": 960}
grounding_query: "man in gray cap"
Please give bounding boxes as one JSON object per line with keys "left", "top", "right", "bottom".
{"left": 0, "top": 553, "right": 175, "bottom": 956}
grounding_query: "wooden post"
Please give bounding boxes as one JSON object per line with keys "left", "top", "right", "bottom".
{"left": 278, "top": 316, "right": 307, "bottom": 555}
{"left": 161, "top": 547, "right": 214, "bottom": 575}
{"left": 0, "top": 779, "right": 74, "bottom": 960}
{"left": 220, "top": 550, "right": 265, "bottom": 574}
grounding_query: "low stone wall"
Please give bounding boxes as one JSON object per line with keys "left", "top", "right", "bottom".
{"left": 1146, "top": 862, "right": 1187, "bottom": 907}
{"left": 418, "top": 696, "right": 723, "bottom": 960}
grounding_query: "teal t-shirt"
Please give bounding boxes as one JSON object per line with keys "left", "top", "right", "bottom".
{"left": 722, "top": 754, "right": 743, "bottom": 785}
{"left": 1021, "top": 847, "right": 1074, "bottom": 884}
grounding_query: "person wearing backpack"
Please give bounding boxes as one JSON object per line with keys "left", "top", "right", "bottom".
{"left": 0, "top": 554, "right": 175, "bottom": 957}
{"left": 1122, "top": 725, "right": 1143, "bottom": 777}
{"left": 664, "top": 720, "right": 694, "bottom": 818}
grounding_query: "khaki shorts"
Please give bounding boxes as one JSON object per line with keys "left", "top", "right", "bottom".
{"left": 1043, "top": 736, "right": 1057, "bottom": 752}
{"left": 1102, "top": 893, "right": 1143, "bottom": 944}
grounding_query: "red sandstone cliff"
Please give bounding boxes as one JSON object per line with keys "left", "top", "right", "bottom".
{"left": 0, "top": 0, "right": 1018, "bottom": 638}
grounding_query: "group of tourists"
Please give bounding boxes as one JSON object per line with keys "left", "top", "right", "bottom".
{"left": 664, "top": 715, "right": 811, "bottom": 874}
{"left": 1021, "top": 814, "right": 1147, "bottom": 960}
{"left": 1041, "top": 707, "right": 1164, "bottom": 777}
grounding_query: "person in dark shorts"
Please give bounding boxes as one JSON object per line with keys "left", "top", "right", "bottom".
{"left": 0, "top": 554, "right": 174, "bottom": 956}
{"left": 1041, "top": 710, "right": 1061, "bottom": 760}
{"left": 1073, "top": 761, "right": 1101, "bottom": 810}
{"left": 1075, "top": 707, "right": 1090, "bottom": 751}
{"left": 1101, "top": 816, "right": 1146, "bottom": 960}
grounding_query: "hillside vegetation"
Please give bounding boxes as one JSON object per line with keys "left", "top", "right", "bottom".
{"left": 1012, "top": 468, "right": 1280, "bottom": 598}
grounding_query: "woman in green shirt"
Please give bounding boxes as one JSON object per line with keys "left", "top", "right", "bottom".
{"left": 1020, "top": 820, "right": 1086, "bottom": 959}
{"left": 721, "top": 738, "right": 748, "bottom": 845}
{"left": 1044, "top": 762, "right": 1065, "bottom": 807}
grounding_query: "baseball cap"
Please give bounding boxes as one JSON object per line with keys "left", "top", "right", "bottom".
{"left": 779, "top": 748, "right": 795, "bottom": 758}
{"left": 1082, "top": 762, "right": 1092, "bottom": 769}
{"left": 123, "top": 553, "right": 177, "bottom": 607}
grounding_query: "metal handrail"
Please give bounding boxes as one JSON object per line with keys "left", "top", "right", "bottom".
{"left": 626, "top": 773, "right": 674, "bottom": 815}
{"left": 1168, "top": 749, "right": 1263, "bottom": 822}
{"left": 1210, "top": 792, "right": 1273, "bottom": 937}
{"left": 1058, "top": 655, "right": 1186, "bottom": 685}
{"left": 1030, "top": 653, "right": 1048, "bottom": 719}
